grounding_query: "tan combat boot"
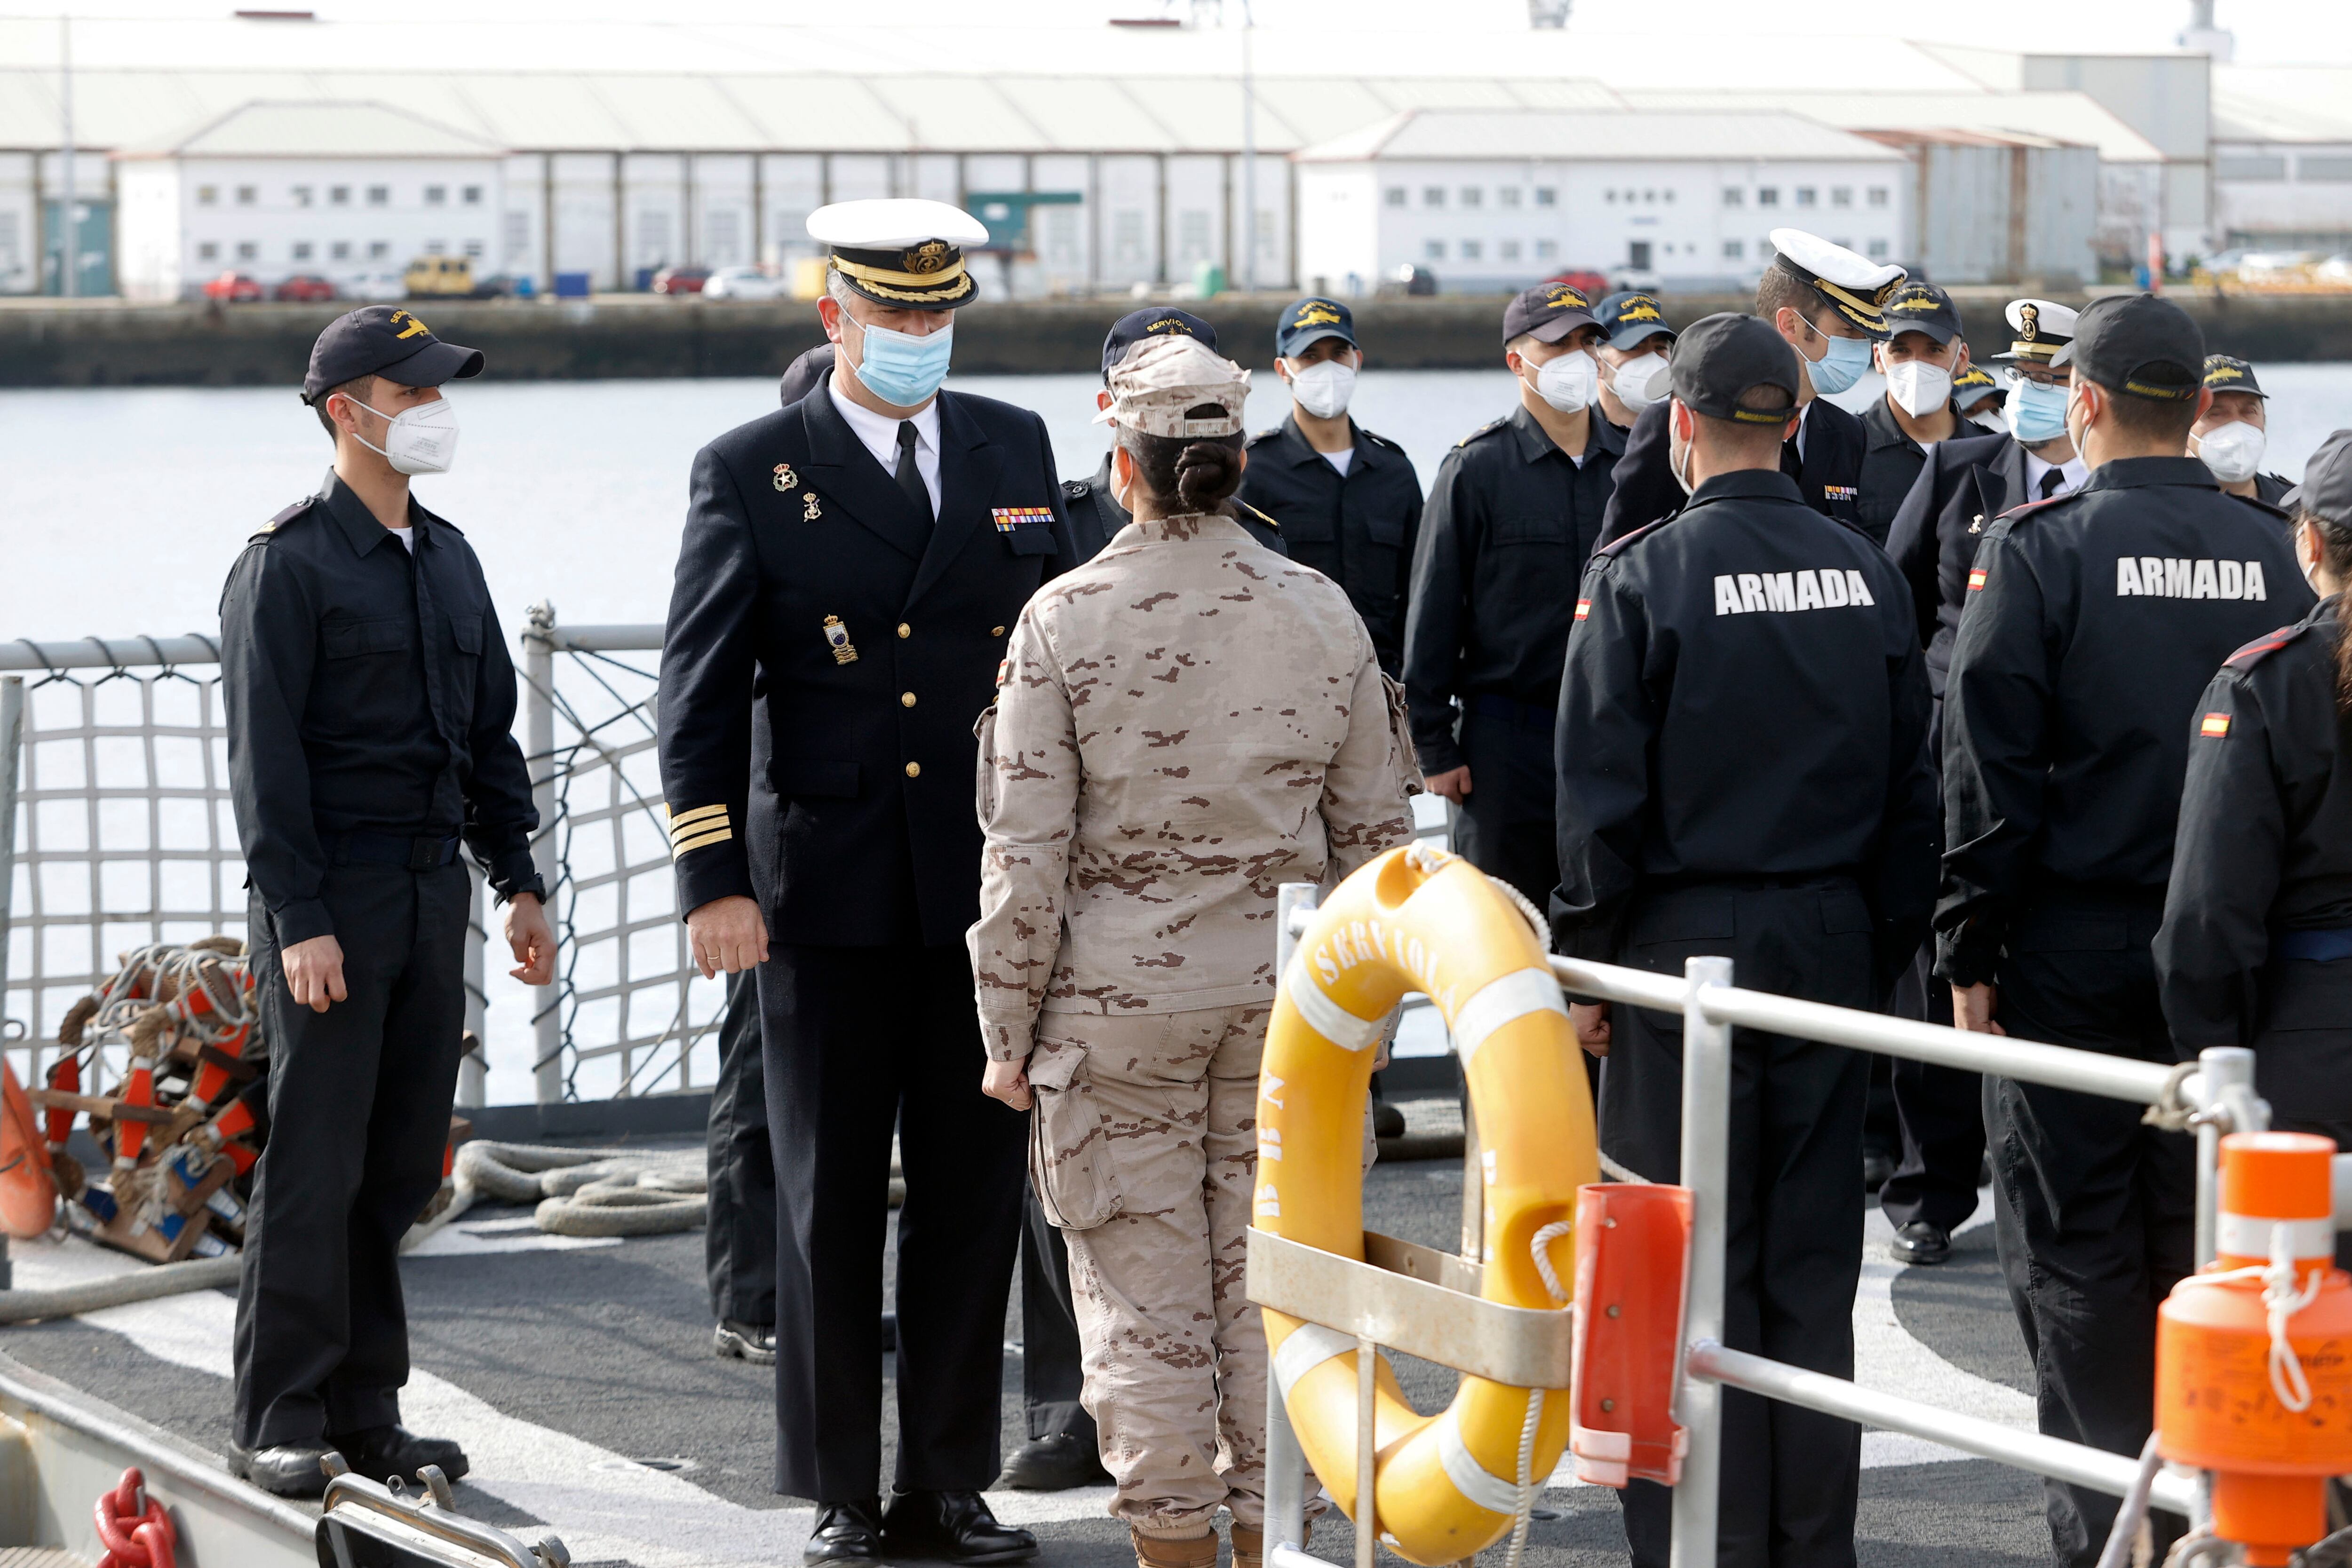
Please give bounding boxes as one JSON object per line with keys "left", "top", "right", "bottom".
{"left": 1133, "top": 1527, "right": 1220, "bottom": 1568}
{"left": 1232, "top": 1520, "right": 1309, "bottom": 1568}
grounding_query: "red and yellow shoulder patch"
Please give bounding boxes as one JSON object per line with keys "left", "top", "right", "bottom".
{"left": 2200, "top": 711, "right": 2231, "bottom": 738}
{"left": 1574, "top": 598, "right": 1592, "bottom": 622}
{"left": 1967, "top": 567, "right": 1989, "bottom": 592}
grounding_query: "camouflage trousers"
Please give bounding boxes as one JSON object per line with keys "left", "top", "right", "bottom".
{"left": 1028, "top": 1003, "right": 1270, "bottom": 1538}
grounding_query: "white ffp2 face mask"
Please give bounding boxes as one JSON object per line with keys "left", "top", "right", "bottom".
{"left": 1609, "top": 352, "right": 1669, "bottom": 416}
{"left": 1884, "top": 360, "right": 1954, "bottom": 420}
{"left": 347, "top": 393, "right": 459, "bottom": 475}
{"left": 1286, "top": 360, "right": 1357, "bottom": 420}
{"left": 2193, "top": 421, "right": 2266, "bottom": 485}
{"left": 1526, "top": 349, "right": 1598, "bottom": 414}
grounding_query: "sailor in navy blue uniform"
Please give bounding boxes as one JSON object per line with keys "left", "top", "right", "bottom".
{"left": 1597, "top": 230, "right": 1900, "bottom": 546}
{"left": 657, "top": 198, "right": 1072, "bottom": 1566}
{"left": 222, "top": 306, "right": 552, "bottom": 1498}
{"left": 2157, "top": 430, "right": 2352, "bottom": 1265}
{"left": 1939, "top": 295, "right": 2315, "bottom": 1568}
{"left": 1554, "top": 314, "right": 1936, "bottom": 1568}
{"left": 2189, "top": 355, "right": 2299, "bottom": 510}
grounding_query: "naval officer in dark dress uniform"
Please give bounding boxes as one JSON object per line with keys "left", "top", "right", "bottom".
{"left": 221, "top": 306, "right": 555, "bottom": 1496}
{"left": 1597, "top": 230, "right": 1899, "bottom": 547}
{"left": 658, "top": 198, "right": 1073, "bottom": 1565}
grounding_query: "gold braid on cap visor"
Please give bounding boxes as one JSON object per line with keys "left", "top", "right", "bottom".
{"left": 830, "top": 253, "right": 974, "bottom": 303}
{"left": 1809, "top": 275, "right": 1895, "bottom": 333}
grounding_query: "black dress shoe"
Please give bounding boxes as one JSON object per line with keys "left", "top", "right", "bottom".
{"left": 232, "top": 1442, "right": 332, "bottom": 1498}
{"left": 998, "top": 1432, "right": 1110, "bottom": 1491}
{"left": 1889, "top": 1221, "right": 1952, "bottom": 1266}
{"left": 1370, "top": 1099, "right": 1406, "bottom": 1139}
{"left": 716, "top": 1320, "right": 778, "bottom": 1365}
{"left": 807, "top": 1497, "right": 886, "bottom": 1564}
{"left": 882, "top": 1488, "right": 1039, "bottom": 1563}
{"left": 330, "top": 1425, "right": 469, "bottom": 1485}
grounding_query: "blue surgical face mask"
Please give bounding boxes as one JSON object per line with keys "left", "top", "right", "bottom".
{"left": 2006, "top": 378, "right": 2071, "bottom": 445}
{"left": 851, "top": 317, "right": 954, "bottom": 408}
{"left": 1800, "top": 327, "right": 1874, "bottom": 395}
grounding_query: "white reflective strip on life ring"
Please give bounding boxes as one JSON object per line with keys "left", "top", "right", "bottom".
{"left": 1450, "top": 967, "right": 1569, "bottom": 1070}
{"left": 1281, "top": 958, "right": 1388, "bottom": 1053}
{"left": 1272, "top": 1322, "right": 1358, "bottom": 1398}
{"left": 2216, "top": 1212, "right": 2337, "bottom": 1261}
{"left": 1435, "top": 1409, "right": 1524, "bottom": 1516}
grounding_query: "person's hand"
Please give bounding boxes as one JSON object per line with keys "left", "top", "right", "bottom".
{"left": 282, "top": 934, "right": 347, "bottom": 1014}
{"left": 1424, "top": 766, "right": 1473, "bottom": 804}
{"left": 1951, "top": 983, "right": 2005, "bottom": 1036}
{"left": 506, "top": 893, "right": 556, "bottom": 985}
{"left": 686, "top": 895, "right": 770, "bottom": 978}
{"left": 982, "top": 1056, "right": 1033, "bottom": 1112}
{"left": 1571, "top": 1001, "right": 1612, "bottom": 1058}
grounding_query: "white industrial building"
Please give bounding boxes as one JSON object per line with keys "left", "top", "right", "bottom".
{"left": 1295, "top": 110, "right": 1913, "bottom": 294}
{"left": 115, "top": 102, "right": 507, "bottom": 301}
{"left": 2208, "top": 66, "right": 2352, "bottom": 253}
{"left": 0, "top": 13, "right": 2331, "bottom": 298}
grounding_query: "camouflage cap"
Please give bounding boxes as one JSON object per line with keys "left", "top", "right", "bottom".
{"left": 1093, "top": 335, "right": 1251, "bottom": 438}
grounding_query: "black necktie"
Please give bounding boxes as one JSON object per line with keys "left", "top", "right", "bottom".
{"left": 2040, "top": 467, "right": 2066, "bottom": 499}
{"left": 894, "top": 421, "right": 932, "bottom": 525}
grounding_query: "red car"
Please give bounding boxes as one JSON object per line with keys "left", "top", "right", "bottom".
{"left": 274, "top": 274, "right": 339, "bottom": 303}
{"left": 201, "top": 271, "right": 264, "bottom": 303}
{"left": 651, "top": 266, "right": 712, "bottom": 295}
{"left": 1548, "top": 270, "right": 1613, "bottom": 301}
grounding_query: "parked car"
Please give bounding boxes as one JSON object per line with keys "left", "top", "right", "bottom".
{"left": 1548, "top": 269, "right": 1613, "bottom": 300}
{"left": 405, "top": 254, "right": 477, "bottom": 299}
{"left": 344, "top": 272, "right": 407, "bottom": 302}
{"left": 650, "top": 266, "right": 713, "bottom": 296}
{"left": 701, "top": 266, "right": 789, "bottom": 301}
{"left": 200, "top": 271, "right": 264, "bottom": 303}
{"left": 273, "top": 274, "right": 339, "bottom": 303}
{"left": 1393, "top": 263, "right": 1438, "bottom": 296}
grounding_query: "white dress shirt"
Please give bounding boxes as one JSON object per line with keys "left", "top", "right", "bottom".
{"left": 2023, "top": 447, "right": 2090, "bottom": 501}
{"left": 828, "top": 378, "right": 943, "bottom": 519}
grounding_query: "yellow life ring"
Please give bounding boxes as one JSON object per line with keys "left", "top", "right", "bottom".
{"left": 1256, "top": 845, "right": 1597, "bottom": 1566}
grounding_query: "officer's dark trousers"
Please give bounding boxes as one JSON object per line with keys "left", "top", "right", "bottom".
{"left": 233, "top": 862, "right": 469, "bottom": 1449}
{"left": 1454, "top": 698, "right": 1558, "bottom": 912}
{"left": 1020, "top": 1188, "right": 1095, "bottom": 1446}
{"left": 707, "top": 971, "right": 776, "bottom": 1327}
{"left": 1599, "top": 881, "right": 1872, "bottom": 1568}
{"left": 760, "top": 943, "right": 1027, "bottom": 1503}
{"left": 1879, "top": 946, "right": 1985, "bottom": 1231}
{"left": 1985, "top": 893, "right": 2194, "bottom": 1568}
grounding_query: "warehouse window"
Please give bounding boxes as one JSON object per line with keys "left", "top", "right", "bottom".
{"left": 1460, "top": 187, "right": 1482, "bottom": 208}
{"left": 1462, "top": 239, "right": 1483, "bottom": 259}
{"left": 1534, "top": 187, "right": 1557, "bottom": 207}
{"left": 1644, "top": 189, "right": 1656, "bottom": 204}
{"left": 369, "top": 239, "right": 389, "bottom": 259}
{"left": 367, "top": 186, "right": 389, "bottom": 206}
{"left": 1042, "top": 205, "right": 1080, "bottom": 268}
{"left": 1423, "top": 187, "right": 1445, "bottom": 208}
{"left": 1868, "top": 186, "right": 1890, "bottom": 207}
{"left": 1757, "top": 236, "right": 1777, "bottom": 260}
{"left": 2302, "top": 156, "right": 2352, "bottom": 182}
{"left": 1867, "top": 238, "right": 1890, "bottom": 259}
{"left": 1605, "top": 190, "right": 1617, "bottom": 205}
{"left": 463, "top": 185, "right": 484, "bottom": 206}
{"left": 292, "top": 241, "right": 312, "bottom": 261}
{"left": 425, "top": 186, "right": 447, "bottom": 206}
{"left": 1723, "top": 187, "right": 1744, "bottom": 206}
{"left": 707, "top": 208, "right": 742, "bottom": 266}
{"left": 292, "top": 185, "right": 312, "bottom": 207}
{"left": 1629, "top": 240, "right": 1652, "bottom": 270}
{"left": 426, "top": 239, "right": 446, "bottom": 254}
{"left": 1498, "top": 187, "right": 1521, "bottom": 208}
{"left": 1112, "top": 211, "right": 1144, "bottom": 263}
{"left": 1384, "top": 187, "right": 1407, "bottom": 207}
{"left": 1500, "top": 238, "right": 1521, "bottom": 260}
{"left": 2217, "top": 156, "right": 2288, "bottom": 181}
{"left": 197, "top": 185, "right": 218, "bottom": 206}
{"left": 464, "top": 238, "right": 484, "bottom": 258}
{"left": 1723, "top": 238, "right": 1744, "bottom": 260}
{"left": 1664, "top": 189, "right": 1675, "bottom": 203}
{"left": 330, "top": 240, "right": 350, "bottom": 261}
{"left": 236, "top": 240, "right": 257, "bottom": 260}
{"left": 197, "top": 241, "right": 218, "bottom": 261}
{"left": 1534, "top": 238, "right": 1557, "bottom": 259}
{"left": 1831, "top": 186, "right": 1852, "bottom": 208}
{"left": 331, "top": 185, "right": 350, "bottom": 205}
{"left": 236, "top": 186, "right": 256, "bottom": 206}
{"left": 1795, "top": 187, "right": 1817, "bottom": 207}
{"left": 1177, "top": 209, "right": 1212, "bottom": 261}
{"left": 1757, "top": 187, "right": 1779, "bottom": 206}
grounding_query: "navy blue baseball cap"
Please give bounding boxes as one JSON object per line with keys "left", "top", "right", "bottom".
{"left": 1593, "top": 292, "right": 1675, "bottom": 351}
{"left": 302, "top": 304, "right": 482, "bottom": 404}
{"left": 1276, "top": 297, "right": 1356, "bottom": 359}
{"left": 1102, "top": 308, "right": 1218, "bottom": 381}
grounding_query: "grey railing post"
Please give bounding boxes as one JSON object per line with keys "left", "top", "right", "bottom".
{"left": 1671, "top": 955, "right": 1734, "bottom": 1568}
{"left": 1263, "top": 881, "right": 1319, "bottom": 1559}
{"left": 457, "top": 862, "right": 488, "bottom": 1109}
{"left": 523, "top": 602, "right": 564, "bottom": 1105}
{"left": 2193, "top": 1045, "right": 2263, "bottom": 1269}
{"left": 0, "top": 677, "right": 21, "bottom": 1044}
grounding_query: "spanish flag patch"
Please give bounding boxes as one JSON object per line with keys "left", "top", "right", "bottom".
{"left": 2200, "top": 712, "right": 2231, "bottom": 738}
{"left": 1574, "top": 598, "right": 1591, "bottom": 621}
{"left": 1967, "top": 568, "right": 1988, "bottom": 592}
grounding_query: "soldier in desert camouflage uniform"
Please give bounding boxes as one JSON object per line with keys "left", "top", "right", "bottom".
{"left": 968, "top": 335, "right": 1417, "bottom": 1568}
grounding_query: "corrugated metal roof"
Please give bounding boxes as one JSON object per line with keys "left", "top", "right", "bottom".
{"left": 2210, "top": 66, "right": 2352, "bottom": 143}
{"left": 1621, "top": 88, "right": 2165, "bottom": 162}
{"left": 1296, "top": 109, "right": 1908, "bottom": 164}
{"left": 125, "top": 100, "right": 505, "bottom": 158}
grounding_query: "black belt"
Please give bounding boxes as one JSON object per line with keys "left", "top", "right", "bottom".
{"left": 2277, "top": 928, "right": 2352, "bottom": 964}
{"left": 329, "top": 831, "right": 462, "bottom": 871}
